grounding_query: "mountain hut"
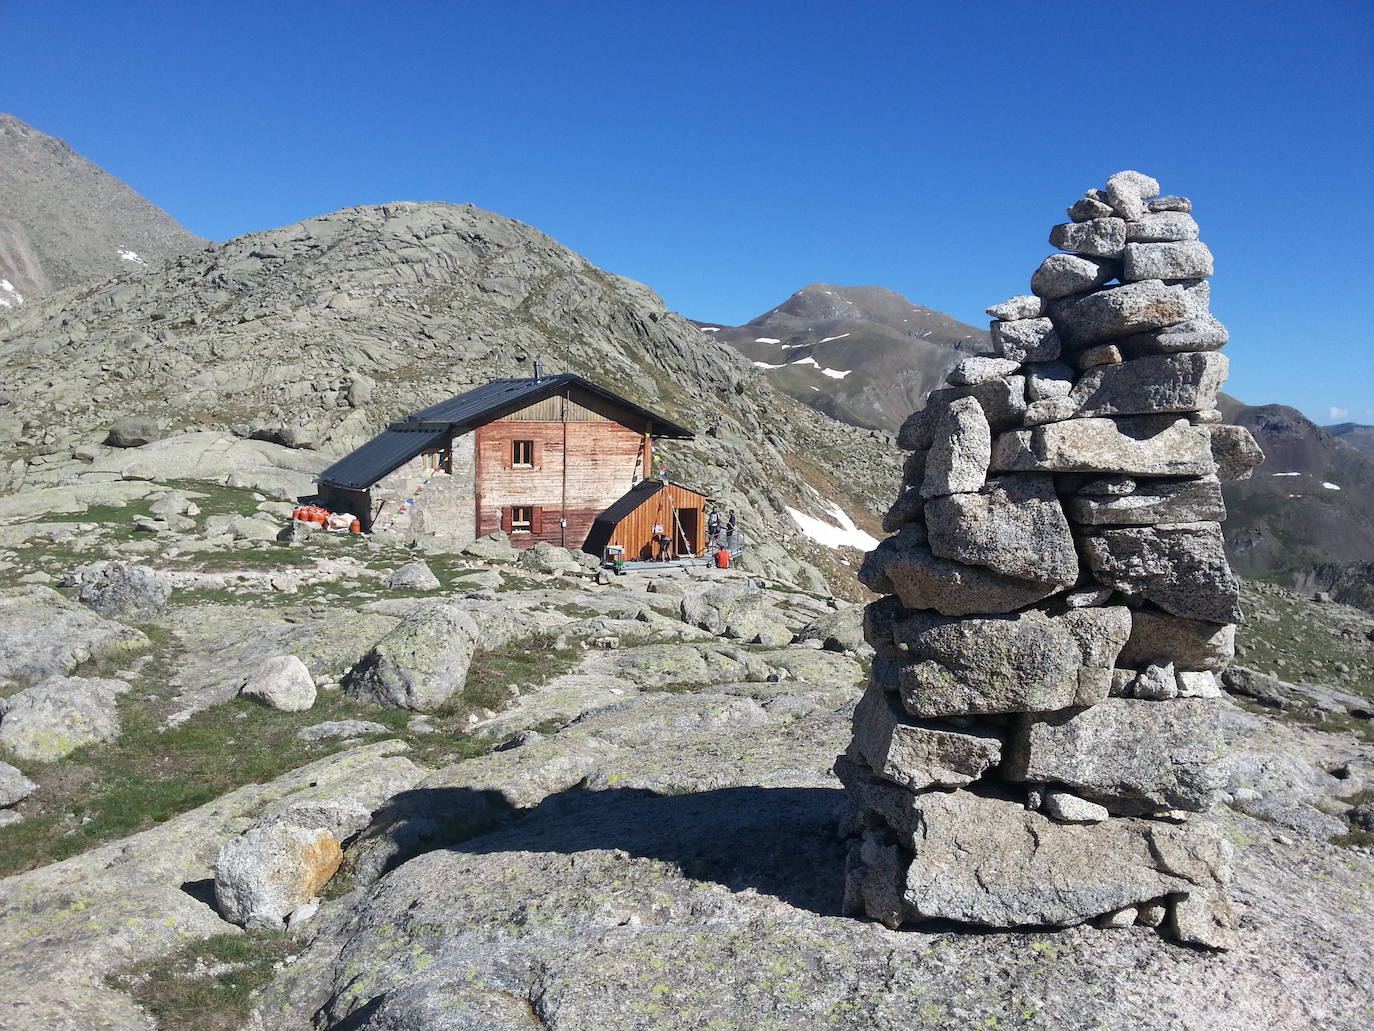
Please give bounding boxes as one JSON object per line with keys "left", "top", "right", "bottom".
{"left": 314, "top": 372, "right": 694, "bottom": 551}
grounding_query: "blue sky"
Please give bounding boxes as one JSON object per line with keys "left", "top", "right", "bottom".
{"left": 4, "top": 0, "right": 1371, "bottom": 423}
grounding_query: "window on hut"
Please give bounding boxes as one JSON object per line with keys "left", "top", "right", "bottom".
{"left": 511, "top": 506, "right": 533, "bottom": 532}
{"left": 512, "top": 440, "right": 534, "bottom": 467}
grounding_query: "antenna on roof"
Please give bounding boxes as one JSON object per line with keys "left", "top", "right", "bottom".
{"left": 533, "top": 359, "right": 542, "bottom": 381}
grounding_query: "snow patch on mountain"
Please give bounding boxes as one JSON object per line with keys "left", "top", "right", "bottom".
{"left": 785, "top": 502, "right": 879, "bottom": 551}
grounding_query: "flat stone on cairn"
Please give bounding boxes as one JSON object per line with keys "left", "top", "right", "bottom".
{"left": 841, "top": 172, "right": 1260, "bottom": 950}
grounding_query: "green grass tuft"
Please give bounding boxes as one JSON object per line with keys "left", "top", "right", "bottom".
{"left": 107, "top": 931, "right": 296, "bottom": 1031}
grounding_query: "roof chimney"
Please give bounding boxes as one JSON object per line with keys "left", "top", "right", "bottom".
{"left": 533, "top": 359, "right": 542, "bottom": 381}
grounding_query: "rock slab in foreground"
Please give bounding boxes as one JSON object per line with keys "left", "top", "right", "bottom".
{"left": 0, "top": 586, "right": 148, "bottom": 687}
{"left": 345, "top": 602, "right": 479, "bottom": 710}
{"left": 839, "top": 763, "right": 1237, "bottom": 948}
{"left": 0, "top": 676, "right": 131, "bottom": 761}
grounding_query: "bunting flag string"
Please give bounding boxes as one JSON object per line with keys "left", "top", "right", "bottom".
{"left": 646, "top": 432, "right": 669, "bottom": 482}
{"left": 377, "top": 475, "right": 435, "bottom": 533}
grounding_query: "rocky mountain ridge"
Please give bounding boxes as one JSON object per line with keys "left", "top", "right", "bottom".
{"left": 1328, "top": 422, "right": 1374, "bottom": 458}
{"left": 698, "top": 283, "right": 985, "bottom": 432}
{"left": 1216, "top": 395, "right": 1374, "bottom": 608}
{"left": 0, "top": 114, "right": 206, "bottom": 306}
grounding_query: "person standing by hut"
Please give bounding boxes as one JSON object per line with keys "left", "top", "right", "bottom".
{"left": 654, "top": 526, "right": 673, "bottom": 562}
{"left": 707, "top": 508, "right": 722, "bottom": 544}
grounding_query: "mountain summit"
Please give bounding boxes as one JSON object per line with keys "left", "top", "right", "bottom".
{"left": 0, "top": 113, "right": 207, "bottom": 306}
{"left": 699, "top": 283, "right": 985, "bottom": 432}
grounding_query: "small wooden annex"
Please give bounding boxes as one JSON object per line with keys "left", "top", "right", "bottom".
{"left": 581, "top": 480, "right": 710, "bottom": 561}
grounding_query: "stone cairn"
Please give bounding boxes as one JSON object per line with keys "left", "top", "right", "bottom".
{"left": 840, "top": 172, "right": 1264, "bottom": 950}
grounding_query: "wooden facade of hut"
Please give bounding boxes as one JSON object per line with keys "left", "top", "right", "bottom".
{"left": 315, "top": 373, "right": 693, "bottom": 548}
{"left": 581, "top": 480, "right": 710, "bottom": 561}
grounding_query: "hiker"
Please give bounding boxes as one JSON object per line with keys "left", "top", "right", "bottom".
{"left": 654, "top": 530, "right": 673, "bottom": 561}
{"left": 726, "top": 510, "right": 737, "bottom": 539}
{"left": 707, "top": 508, "right": 722, "bottom": 541}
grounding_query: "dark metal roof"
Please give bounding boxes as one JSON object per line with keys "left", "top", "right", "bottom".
{"left": 317, "top": 373, "right": 693, "bottom": 490}
{"left": 594, "top": 479, "right": 666, "bottom": 526}
{"left": 315, "top": 426, "right": 449, "bottom": 490}
{"left": 399, "top": 373, "right": 694, "bottom": 439}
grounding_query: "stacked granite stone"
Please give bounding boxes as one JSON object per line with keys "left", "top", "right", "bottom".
{"left": 840, "top": 172, "right": 1263, "bottom": 950}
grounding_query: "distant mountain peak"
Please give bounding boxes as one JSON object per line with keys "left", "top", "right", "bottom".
{"left": 703, "top": 283, "right": 986, "bottom": 432}
{"left": 0, "top": 113, "right": 207, "bottom": 304}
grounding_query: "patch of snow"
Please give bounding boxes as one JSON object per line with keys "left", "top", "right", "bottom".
{"left": 785, "top": 502, "right": 880, "bottom": 552}
{"left": 699, "top": 326, "right": 720, "bottom": 333}
{"left": 117, "top": 249, "right": 147, "bottom": 264}
{"left": 754, "top": 337, "right": 781, "bottom": 344}
{"left": 820, "top": 367, "right": 851, "bottom": 379}
{"left": 1271, "top": 472, "right": 1301, "bottom": 477}
{"left": 0, "top": 278, "right": 22, "bottom": 308}
{"left": 818, "top": 333, "right": 850, "bottom": 344}
{"left": 781, "top": 342, "right": 809, "bottom": 349}
{"left": 753, "top": 361, "right": 784, "bottom": 369}
{"left": 791, "top": 356, "right": 819, "bottom": 367}
{"left": 1322, "top": 482, "right": 1341, "bottom": 490}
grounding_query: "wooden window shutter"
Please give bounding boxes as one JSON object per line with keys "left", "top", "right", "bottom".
{"left": 531, "top": 506, "right": 544, "bottom": 534}
{"left": 500, "top": 507, "right": 513, "bottom": 532}
{"left": 533, "top": 440, "right": 542, "bottom": 469}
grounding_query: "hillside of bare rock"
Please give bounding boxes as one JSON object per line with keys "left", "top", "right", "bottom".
{"left": 0, "top": 200, "right": 898, "bottom": 594}
{"left": 1216, "top": 395, "right": 1374, "bottom": 608}
{"left": 0, "top": 485, "right": 1370, "bottom": 1029}
{"left": 0, "top": 114, "right": 207, "bottom": 307}
{"left": 1328, "top": 422, "right": 1374, "bottom": 458}
{"left": 700, "top": 283, "right": 985, "bottom": 434}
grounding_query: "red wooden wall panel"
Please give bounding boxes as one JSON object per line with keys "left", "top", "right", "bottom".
{"left": 475, "top": 418, "right": 648, "bottom": 548}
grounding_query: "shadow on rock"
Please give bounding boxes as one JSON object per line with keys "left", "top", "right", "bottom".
{"left": 356, "top": 783, "right": 849, "bottom": 917}
{"left": 470, "top": 784, "right": 849, "bottom": 916}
